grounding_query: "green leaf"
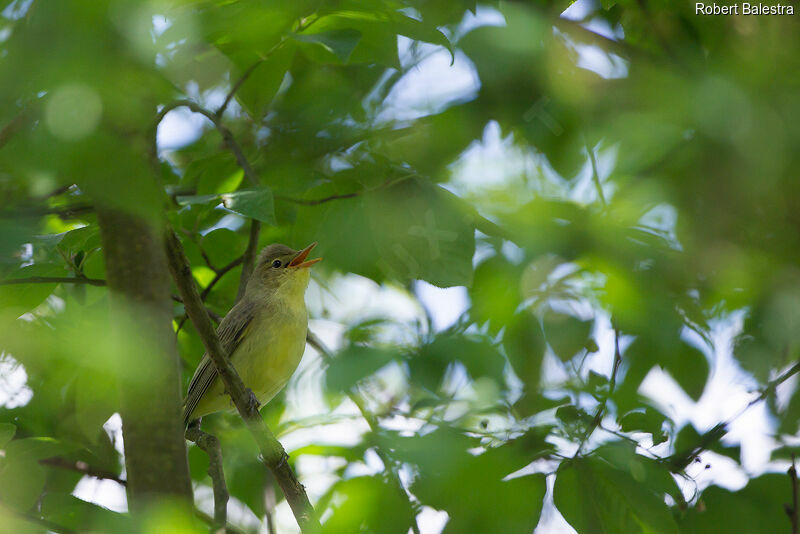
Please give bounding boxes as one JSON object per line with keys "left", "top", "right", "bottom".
{"left": 542, "top": 309, "right": 593, "bottom": 362}
{"left": 58, "top": 225, "right": 100, "bottom": 253}
{"left": 389, "top": 429, "right": 545, "bottom": 533}
{"left": 75, "top": 371, "right": 117, "bottom": 442}
{"left": 201, "top": 228, "right": 246, "bottom": 269}
{"left": 325, "top": 345, "right": 397, "bottom": 392}
{"left": 40, "top": 493, "right": 129, "bottom": 532}
{"left": 470, "top": 255, "right": 524, "bottom": 332}
{"left": 555, "top": 457, "right": 680, "bottom": 534}
{"left": 294, "top": 29, "right": 362, "bottom": 63}
{"left": 387, "top": 13, "right": 454, "bottom": 62}
{"left": 221, "top": 187, "right": 275, "bottom": 224}
{"left": 619, "top": 408, "right": 668, "bottom": 445}
{"left": 0, "top": 423, "right": 16, "bottom": 448}
{"left": 662, "top": 341, "right": 709, "bottom": 401}
{"left": 0, "top": 263, "right": 68, "bottom": 312}
{"left": 409, "top": 334, "right": 505, "bottom": 393}
{"left": 236, "top": 42, "right": 296, "bottom": 119}
{"left": 227, "top": 454, "right": 271, "bottom": 518}
{"left": 504, "top": 312, "right": 546, "bottom": 415}
{"left": 5, "top": 437, "right": 78, "bottom": 463}
{"left": 321, "top": 475, "right": 414, "bottom": 534}
{"left": 678, "top": 475, "right": 789, "bottom": 534}
{"left": 0, "top": 460, "right": 46, "bottom": 511}
{"left": 293, "top": 179, "right": 475, "bottom": 287}
{"left": 367, "top": 181, "right": 475, "bottom": 287}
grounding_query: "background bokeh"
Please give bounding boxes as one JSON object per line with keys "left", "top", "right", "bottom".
{"left": 1, "top": 0, "right": 799, "bottom": 532}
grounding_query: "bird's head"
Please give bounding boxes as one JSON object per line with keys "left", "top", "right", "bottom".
{"left": 248, "top": 242, "right": 322, "bottom": 299}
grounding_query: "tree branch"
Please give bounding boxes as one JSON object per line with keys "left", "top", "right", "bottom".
{"left": 152, "top": 100, "right": 263, "bottom": 298}
{"left": 0, "top": 276, "right": 106, "bottom": 287}
{"left": 575, "top": 325, "right": 621, "bottom": 457}
{"left": 585, "top": 136, "right": 607, "bottom": 208}
{"left": 787, "top": 454, "right": 799, "bottom": 534}
{"left": 274, "top": 192, "right": 359, "bottom": 206}
{"left": 165, "top": 229, "right": 318, "bottom": 532}
{"left": 236, "top": 220, "right": 260, "bottom": 302}
{"left": 39, "top": 457, "right": 126, "bottom": 485}
{"left": 201, "top": 255, "right": 244, "bottom": 301}
{"left": 185, "top": 425, "right": 228, "bottom": 533}
{"left": 153, "top": 100, "right": 259, "bottom": 187}
{"left": 0, "top": 204, "right": 94, "bottom": 219}
{"left": 215, "top": 14, "right": 319, "bottom": 118}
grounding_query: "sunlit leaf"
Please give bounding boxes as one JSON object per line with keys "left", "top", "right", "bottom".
{"left": 555, "top": 456, "right": 680, "bottom": 534}
{"left": 222, "top": 187, "right": 276, "bottom": 224}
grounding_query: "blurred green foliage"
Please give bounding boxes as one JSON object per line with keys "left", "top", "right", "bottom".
{"left": 1, "top": 0, "right": 799, "bottom": 532}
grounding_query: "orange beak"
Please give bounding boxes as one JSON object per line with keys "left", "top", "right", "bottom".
{"left": 288, "top": 242, "right": 322, "bottom": 269}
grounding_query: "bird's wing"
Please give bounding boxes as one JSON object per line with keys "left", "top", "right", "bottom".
{"left": 183, "top": 299, "right": 256, "bottom": 425}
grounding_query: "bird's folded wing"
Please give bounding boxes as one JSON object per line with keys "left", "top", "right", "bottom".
{"left": 182, "top": 300, "right": 255, "bottom": 425}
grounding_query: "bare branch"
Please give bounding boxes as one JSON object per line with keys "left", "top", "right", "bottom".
{"left": 585, "top": 136, "right": 607, "bottom": 208}
{"left": 152, "top": 100, "right": 263, "bottom": 297}
{"left": 0, "top": 204, "right": 94, "bottom": 219}
{"left": 236, "top": 220, "right": 261, "bottom": 302}
{"left": 216, "top": 59, "right": 266, "bottom": 118}
{"left": 153, "top": 100, "right": 258, "bottom": 187}
{"left": 40, "top": 457, "right": 126, "bottom": 485}
{"left": 787, "top": 454, "right": 799, "bottom": 534}
{"left": 275, "top": 192, "right": 359, "bottom": 206}
{"left": 575, "top": 325, "right": 621, "bottom": 457}
{"left": 201, "top": 255, "right": 244, "bottom": 301}
{"left": 185, "top": 425, "right": 228, "bottom": 532}
{"left": 215, "top": 14, "right": 320, "bottom": 118}
{"left": 0, "top": 276, "right": 106, "bottom": 287}
{"left": 165, "top": 229, "right": 318, "bottom": 532}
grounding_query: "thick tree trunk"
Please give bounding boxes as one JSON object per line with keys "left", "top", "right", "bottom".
{"left": 96, "top": 209, "right": 192, "bottom": 509}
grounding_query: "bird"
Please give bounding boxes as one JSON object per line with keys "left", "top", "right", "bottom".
{"left": 183, "top": 242, "right": 321, "bottom": 427}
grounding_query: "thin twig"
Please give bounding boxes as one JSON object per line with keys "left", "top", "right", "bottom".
{"left": 194, "top": 509, "right": 249, "bottom": 534}
{"left": 165, "top": 229, "right": 318, "bottom": 532}
{"left": 667, "top": 361, "right": 800, "bottom": 471}
{"left": 152, "top": 100, "right": 263, "bottom": 299}
{"left": 575, "top": 325, "right": 621, "bottom": 457}
{"left": 175, "top": 255, "right": 242, "bottom": 334}
{"left": 585, "top": 136, "right": 607, "bottom": 208}
{"left": 217, "top": 59, "right": 266, "bottom": 118}
{"left": 236, "top": 220, "right": 261, "bottom": 302}
{"left": 215, "top": 15, "right": 319, "bottom": 118}
{"left": 170, "top": 295, "right": 223, "bottom": 323}
{"left": 0, "top": 276, "right": 106, "bottom": 287}
{"left": 39, "top": 457, "right": 126, "bottom": 485}
{"left": 186, "top": 425, "right": 229, "bottom": 533}
{"left": 307, "top": 332, "right": 421, "bottom": 534}
{"left": 201, "top": 255, "right": 244, "bottom": 301}
{"left": 274, "top": 192, "right": 359, "bottom": 206}
{"left": 0, "top": 204, "right": 94, "bottom": 219}
{"left": 265, "top": 484, "right": 277, "bottom": 534}
{"left": 788, "top": 453, "right": 799, "bottom": 534}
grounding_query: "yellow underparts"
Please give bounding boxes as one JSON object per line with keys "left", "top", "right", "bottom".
{"left": 191, "top": 269, "right": 310, "bottom": 419}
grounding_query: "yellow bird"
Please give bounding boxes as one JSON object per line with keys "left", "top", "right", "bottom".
{"left": 183, "top": 242, "right": 321, "bottom": 426}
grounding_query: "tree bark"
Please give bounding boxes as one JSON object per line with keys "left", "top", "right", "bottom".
{"left": 96, "top": 209, "right": 192, "bottom": 510}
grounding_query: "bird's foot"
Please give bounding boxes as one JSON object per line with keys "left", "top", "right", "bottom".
{"left": 244, "top": 388, "right": 261, "bottom": 414}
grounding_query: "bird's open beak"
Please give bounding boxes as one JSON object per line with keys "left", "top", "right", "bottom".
{"left": 288, "top": 242, "right": 322, "bottom": 269}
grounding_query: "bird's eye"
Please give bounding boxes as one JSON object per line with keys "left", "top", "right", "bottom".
{"left": 272, "top": 259, "right": 282, "bottom": 268}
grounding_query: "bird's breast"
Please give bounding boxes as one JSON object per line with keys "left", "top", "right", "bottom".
{"left": 234, "top": 303, "right": 308, "bottom": 405}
